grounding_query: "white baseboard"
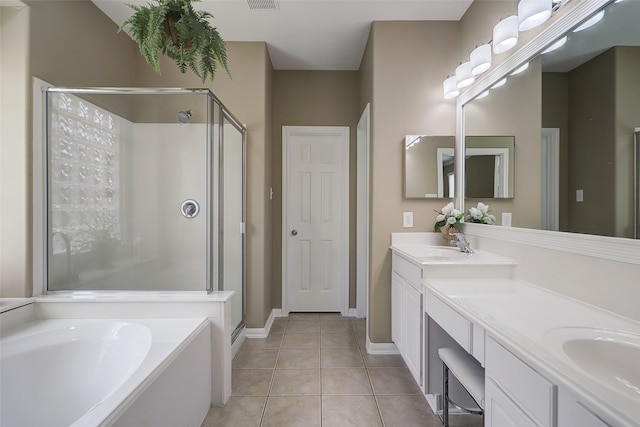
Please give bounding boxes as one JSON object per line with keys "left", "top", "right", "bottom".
{"left": 245, "top": 309, "right": 285, "bottom": 338}
{"left": 245, "top": 308, "right": 359, "bottom": 338}
{"left": 365, "top": 338, "right": 400, "bottom": 355}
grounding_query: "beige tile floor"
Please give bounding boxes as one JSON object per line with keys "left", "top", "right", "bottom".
{"left": 202, "top": 313, "right": 482, "bottom": 427}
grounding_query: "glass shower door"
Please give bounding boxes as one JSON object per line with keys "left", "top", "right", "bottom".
{"left": 46, "top": 89, "right": 212, "bottom": 292}
{"left": 221, "top": 112, "right": 246, "bottom": 336}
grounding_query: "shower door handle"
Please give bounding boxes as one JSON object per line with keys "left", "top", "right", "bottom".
{"left": 291, "top": 229, "right": 298, "bottom": 236}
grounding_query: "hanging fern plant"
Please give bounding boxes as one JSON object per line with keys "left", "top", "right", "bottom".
{"left": 119, "top": 0, "right": 230, "bottom": 82}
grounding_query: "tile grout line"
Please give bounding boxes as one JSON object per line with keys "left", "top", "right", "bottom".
{"left": 355, "top": 319, "right": 387, "bottom": 427}
{"left": 259, "top": 318, "right": 287, "bottom": 427}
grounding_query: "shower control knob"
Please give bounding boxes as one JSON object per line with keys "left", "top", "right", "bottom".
{"left": 181, "top": 199, "right": 200, "bottom": 219}
{"left": 291, "top": 229, "right": 298, "bottom": 236}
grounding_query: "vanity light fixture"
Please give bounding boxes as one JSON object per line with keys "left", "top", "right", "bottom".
{"left": 573, "top": 10, "right": 604, "bottom": 32}
{"left": 493, "top": 15, "right": 519, "bottom": 54}
{"left": 456, "top": 61, "right": 475, "bottom": 88}
{"left": 518, "top": 0, "right": 552, "bottom": 31}
{"left": 541, "top": 35, "right": 567, "bottom": 54}
{"left": 443, "top": 75, "right": 460, "bottom": 99}
{"left": 492, "top": 77, "right": 508, "bottom": 89}
{"left": 470, "top": 44, "right": 492, "bottom": 76}
{"left": 510, "top": 62, "right": 530, "bottom": 76}
{"left": 476, "top": 90, "right": 490, "bottom": 100}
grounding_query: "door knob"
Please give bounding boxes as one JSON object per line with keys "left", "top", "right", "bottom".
{"left": 291, "top": 229, "right": 298, "bottom": 236}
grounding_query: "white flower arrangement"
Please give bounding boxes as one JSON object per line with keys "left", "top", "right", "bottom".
{"left": 434, "top": 202, "right": 464, "bottom": 231}
{"left": 465, "top": 202, "right": 496, "bottom": 225}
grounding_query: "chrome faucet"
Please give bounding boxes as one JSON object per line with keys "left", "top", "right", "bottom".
{"left": 452, "top": 232, "right": 474, "bottom": 254}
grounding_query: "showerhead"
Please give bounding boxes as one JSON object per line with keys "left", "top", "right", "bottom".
{"left": 176, "top": 110, "right": 194, "bottom": 124}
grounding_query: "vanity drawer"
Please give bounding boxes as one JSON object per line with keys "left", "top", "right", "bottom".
{"left": 486, "top": 337, "right": 556, "bottom": 426}
{"left": 392, "top": 253, "right": 422, "bottom": 291}
{"left": 424, "top": 288, "right": 472, "bottom": 352}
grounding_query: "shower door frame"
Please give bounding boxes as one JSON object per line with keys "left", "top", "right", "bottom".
{"left": 33, "top": 85, "right": 246, "bottom": 308}
{"left": 218, "top": 106, "right": 247, "bottom": 341}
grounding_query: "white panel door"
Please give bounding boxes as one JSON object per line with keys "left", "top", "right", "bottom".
{"left": 283, "top": 126, "right": 349, "bottom": 313}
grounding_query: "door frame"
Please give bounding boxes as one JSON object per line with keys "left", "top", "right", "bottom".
{"left": 541, "top": 128, "right": 560, "bottom": 231}
{"left": 281, "top": 126, "right": 350, "bottom": 315}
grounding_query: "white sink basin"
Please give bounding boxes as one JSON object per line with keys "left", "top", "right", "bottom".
{"left": 397, "top": 245, "right": 468, "bottom": 262}
{"left": 545, "top": 327, "right": 640, "bottom": 397}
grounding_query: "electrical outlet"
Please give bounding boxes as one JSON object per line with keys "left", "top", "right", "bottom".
{"left": 403, "top": 212, "right": 414, "bottom": 228}
{"left": 576, "top": 189, "right": 584, "bottom": 202}
{"left": 502, "top": 212, "right": 512, "bottom": 227}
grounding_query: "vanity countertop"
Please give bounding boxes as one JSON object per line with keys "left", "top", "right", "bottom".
{"left": 391, "top": 244, "right": 516, "bottom": 266}
{"left": 390, "top": 232, "right": 516, "bottom": 266}
{"left": 424, "top": 278, "right": 640, "bottom": 426}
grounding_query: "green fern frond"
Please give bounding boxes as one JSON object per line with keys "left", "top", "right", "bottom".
{"left": 117, "top": 0, "right": 230, "bottom": 82}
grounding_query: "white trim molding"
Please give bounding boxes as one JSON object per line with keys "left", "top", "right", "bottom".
{"left": 244, "top": 309, "right": 285, "bottom": 338}
{"left": 462, "top": 223, "right": 640, "bottom": 266}
{"left": 365, "top": 338, "right": 400, "bottom": 355}
{"left": 541, "top": 128, "right": 560, "bottom": 231}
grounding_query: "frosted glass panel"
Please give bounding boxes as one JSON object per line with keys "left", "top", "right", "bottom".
{"left": 47, "top": 91, "right": 210, "bottom": 291}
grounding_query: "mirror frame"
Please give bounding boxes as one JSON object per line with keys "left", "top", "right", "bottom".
{"left": 455, "top": 0, "right": 640, "bottom": 266}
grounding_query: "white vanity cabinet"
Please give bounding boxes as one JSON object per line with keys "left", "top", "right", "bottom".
{"left": 485, "top": 337, "right": 556, "bottom": 427}
{"left": 558, "top": 387, "right": 610, "bottom": 427}
{"left": 391, "top": 253, "right": 423, "bottom": 388}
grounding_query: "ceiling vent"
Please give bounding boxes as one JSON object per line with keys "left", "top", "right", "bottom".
{"left": 247, "top": 0, "right": 279, "bottom": 11}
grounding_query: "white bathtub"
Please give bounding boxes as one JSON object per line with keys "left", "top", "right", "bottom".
{"left": 0, "top": 317, "right": 211, "bottom": 427}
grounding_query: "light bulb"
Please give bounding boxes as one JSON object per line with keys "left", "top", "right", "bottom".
{"left": 455, "top": 61, "right": 475, "bottom": 89}
{"left": 493, "top": 16, "right": 519, "bottom": 54}
{"left": 511, "top": 62, "right": 530, "bottom": 76}
{"left": 518, "top": 0, "right": 552, "bottom": 31}
{"left": 541, "top": 36, "right": 567, "bottom": 54}
{"left": 573, "top": 10, "right": 604, "bottom": 32}
{"left": 492, "top": 78, "right": 508, "bottom": 89}
{"left": 470, "top": 44, "right": 492, "bottom": 76}
{"left": 443, "top": 75, "right": 460, "bottom": 99}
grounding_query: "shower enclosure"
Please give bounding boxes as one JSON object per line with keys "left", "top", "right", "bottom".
{"left": 38, "top": 87, "right": 246, "bottom": 336}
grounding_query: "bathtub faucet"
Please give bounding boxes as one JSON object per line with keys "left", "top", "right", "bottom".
{"left": 452, "top": 233, "right": 474, "bottom": 254}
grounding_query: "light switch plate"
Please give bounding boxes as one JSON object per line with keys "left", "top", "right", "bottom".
{"left": 576, "top": 189, "right": 584, "bottom": 202}
{"left": 403, "top": 212, "right": 414, "bottom": 228}
{"left": 502, "top": 212, "right": 512, "bottom": 227}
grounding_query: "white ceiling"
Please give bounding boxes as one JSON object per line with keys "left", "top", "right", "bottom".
{"left": 92, "top": 0, "right": 473, "bottom": 70}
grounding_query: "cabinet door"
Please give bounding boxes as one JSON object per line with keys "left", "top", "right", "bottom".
{"left": 558, "top": 387, "right": 610, "bottom": 427}
{"left": 486, "top": 379, "right": 537, "bottom": 427}
{"left": 486, "top": 337, "right": 555, "bottom": 426}
{"left": 391, "top": 273, "right": 403, "bottom": 350}
{"left": 403, "top": 283, "right": 422, "bottom": 386}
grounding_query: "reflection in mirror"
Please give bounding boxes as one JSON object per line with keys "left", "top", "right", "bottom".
{"left": 465, "top": 136, "right": 515, "bottom": 199}
{"left": 464, "top": 0, "right": 640, "bottom": 238}
{"left": 404, "top": 135, "right": 454, "bottom": 198}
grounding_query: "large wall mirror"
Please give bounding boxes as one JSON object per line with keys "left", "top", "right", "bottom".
{"left": 462, "top": 0, "right": 640, "bottom": 239}
{"left": 404, "top": 135, "right": 515, "bottom": 199}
